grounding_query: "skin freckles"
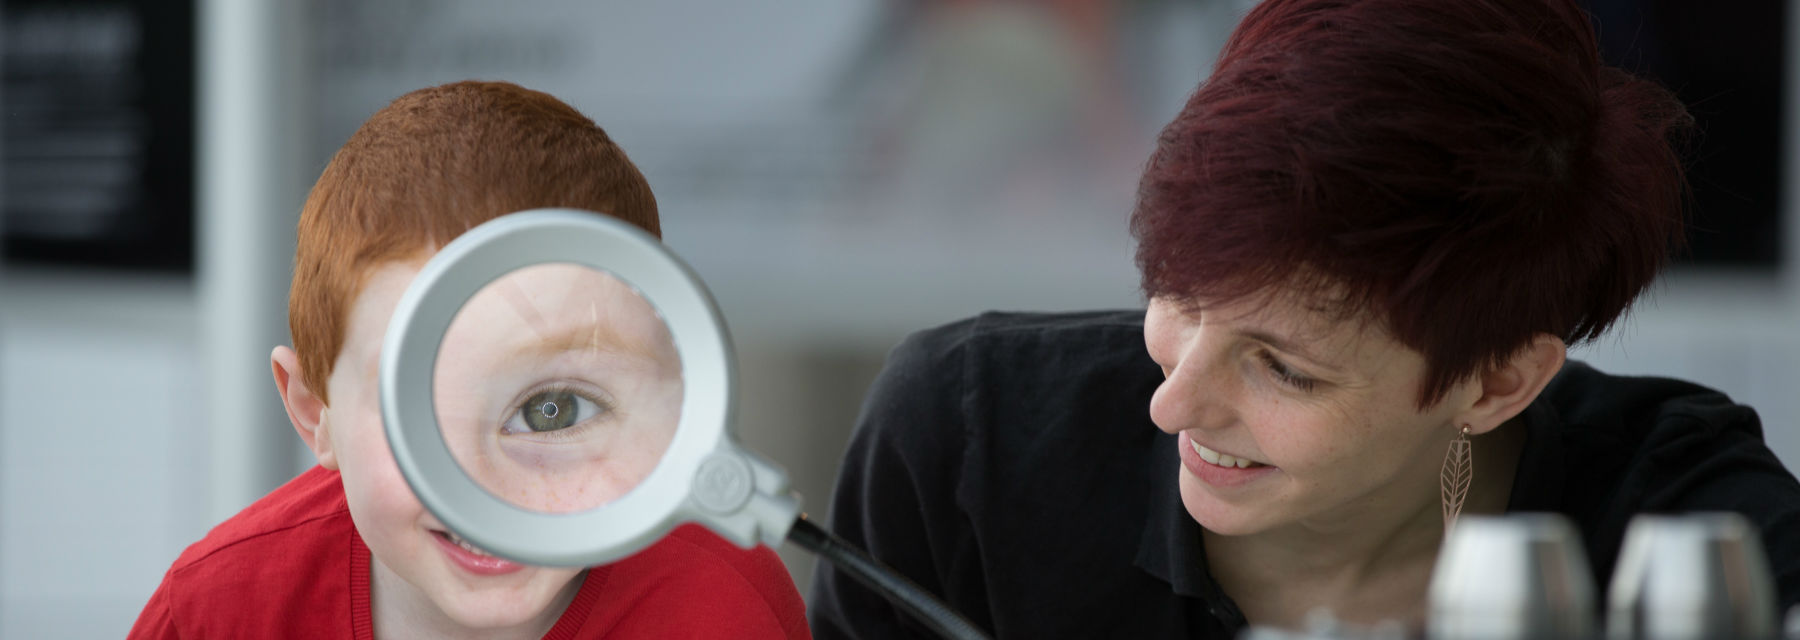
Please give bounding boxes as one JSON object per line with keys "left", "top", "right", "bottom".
{"left": 275, "top": 260, "right": 683, "bottom": 640}
{"left": 433, "top": 263, "right": 680, "bottom": 514}
{"left": 1144, "top": 290, "right": 1558, "bottom": 628}
{"left": 319, "top": 263, "right": 587, "bottom": 638}
{"left": 1149, "top": 292, "right": 1468, "bottom": 536}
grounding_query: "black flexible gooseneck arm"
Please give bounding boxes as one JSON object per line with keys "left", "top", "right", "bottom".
{"left": 788, "top": 516, "right": 992, "bottom": 640}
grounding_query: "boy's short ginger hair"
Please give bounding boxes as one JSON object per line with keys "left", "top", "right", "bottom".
{"left": 290, "top": 80, "right": 659, "bottom": 404}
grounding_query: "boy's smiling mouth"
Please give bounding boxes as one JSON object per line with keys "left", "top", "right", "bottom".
{"left": 435, "top": 529, "right": 495, "bottom": 556}
{"left": 430, "top": 528, "right": 525, "bottom": 575}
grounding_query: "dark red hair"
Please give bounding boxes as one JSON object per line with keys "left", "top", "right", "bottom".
{"left": 1131, "top": 0, "right": 1692, "bottom": 407}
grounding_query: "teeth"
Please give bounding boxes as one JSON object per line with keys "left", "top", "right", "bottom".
{"left": 1193, "top": 439, "right": 1220, "bottom": 464}
{"left": 444, "top": 531, "right": 494, "bottom": 557}
{"left": 1190, "top": 439, "right": 1260, "bottom": 469}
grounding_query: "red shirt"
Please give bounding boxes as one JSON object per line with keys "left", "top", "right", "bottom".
{"left": 129, "top": 466, "right": 811, "bottom": 639}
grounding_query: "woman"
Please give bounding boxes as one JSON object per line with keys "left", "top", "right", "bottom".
{"left": 808, "top": 0, "right": 1800, "bottom": 637}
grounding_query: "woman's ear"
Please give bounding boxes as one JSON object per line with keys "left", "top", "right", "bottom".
{"left": 272, "top": 346, "right": 337, "bottom": 470}
{"left": 1457, "top": 334, "right": 1566, "bottom": 435}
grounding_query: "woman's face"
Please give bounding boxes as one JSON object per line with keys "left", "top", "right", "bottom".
{"left": 1143, "top": 293, "right": 1477, "bottom": 536}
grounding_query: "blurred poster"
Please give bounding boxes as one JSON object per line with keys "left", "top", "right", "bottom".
{"left": 0, "top": 0, "right": 194, "bottom": 272}
{"left": 1583, "top": 0, "right": 1784, "bottom": 268}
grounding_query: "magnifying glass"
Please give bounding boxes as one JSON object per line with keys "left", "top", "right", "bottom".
{"left": 380, "top": 208, "right": 987, "bottom": 640}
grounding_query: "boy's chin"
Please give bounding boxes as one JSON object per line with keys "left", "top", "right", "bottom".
{"left": 427, "top": 569, "right": 584, "bottom": 630}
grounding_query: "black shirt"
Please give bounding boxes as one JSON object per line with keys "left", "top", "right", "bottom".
{"left": 808, "top": 310, "right": 1800, "bottom": 639}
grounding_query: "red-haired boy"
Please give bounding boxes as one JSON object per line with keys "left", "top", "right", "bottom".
{"left": 131, "top": 81, "right": 810, "bottom": 639}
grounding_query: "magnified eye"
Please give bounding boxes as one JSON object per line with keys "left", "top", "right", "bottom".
{"left": 506, "top": 389, "right": 606, "bottom": 434}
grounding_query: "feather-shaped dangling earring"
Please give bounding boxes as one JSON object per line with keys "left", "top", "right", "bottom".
{"left": 1440, "top": 424, "right": 1473, "bottom": 534}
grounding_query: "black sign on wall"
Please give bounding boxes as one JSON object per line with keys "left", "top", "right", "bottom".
{"left": 1584, "top": 0, "right": 1786, "bottom": 269}
{"left": 1, "top": 0, "right": 194, "bottom": 272}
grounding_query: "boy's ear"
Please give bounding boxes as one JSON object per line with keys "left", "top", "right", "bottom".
{"left": 1456, "top": 334, "right": 1566, "bottom": 436}
{"left": 272, "top": 346, "right": 337, "bottom": 470}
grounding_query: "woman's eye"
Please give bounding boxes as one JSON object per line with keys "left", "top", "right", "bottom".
{"left": 509, "top": 389, "right": 605, "bottom": 433}
{"left": 1258, "top": 351, "right": 1318, "bottom": 392}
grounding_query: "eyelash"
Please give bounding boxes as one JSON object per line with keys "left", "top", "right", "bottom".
{"left": 1257, "top": 351, "right": 1318, "bottom": 392}
{"left": 504, "top": 383, "right": 617, "bottom": 443}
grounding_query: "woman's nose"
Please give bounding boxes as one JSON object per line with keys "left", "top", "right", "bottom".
{"left": 1148, "top": 352, "right": 1237, "bottom": 435}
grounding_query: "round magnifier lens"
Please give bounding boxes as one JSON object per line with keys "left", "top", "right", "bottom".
{"left": 384, "top": 209, "right": 744, "bottom": 568}
{"left": 383, "top": 209, "right": 983, "bottom": 639}
{"left": 431, "top": 262, "right": 683, "bottom": 514}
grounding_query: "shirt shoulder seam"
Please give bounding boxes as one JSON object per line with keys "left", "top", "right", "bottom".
{"left": 172, "top": 504, "right": 352, "bottom": 573}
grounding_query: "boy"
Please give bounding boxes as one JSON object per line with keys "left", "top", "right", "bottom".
{"left": 130, "top": 81, "right": 811, "bottom": 639}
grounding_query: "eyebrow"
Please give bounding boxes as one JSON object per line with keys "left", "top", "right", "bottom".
{"left": 491, "top": 277, "right": 671, "bottom": 363}
{"left": 520, "top": 322, "right": 662, "bottom": 364}
{"left": 1239, "top": 329, "right": 1341, "bottom": 372}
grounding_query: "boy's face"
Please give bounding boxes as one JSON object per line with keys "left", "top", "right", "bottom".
{"left": 317, "top": 259, "right": 682, "bottom": 629}
{"left": 433, "top": 263, "right": 683, "bottom": 514}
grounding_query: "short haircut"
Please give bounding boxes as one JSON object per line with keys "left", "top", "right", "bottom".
{"left": 1131, "top": 0, "right": 1693, "bottom": 407}
{"left": 290, "top": 80, "right": 658, "bottom": 404}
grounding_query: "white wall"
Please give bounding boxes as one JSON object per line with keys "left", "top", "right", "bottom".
{"left": 0, "top": 273, "right": 208, "bottom": 637}
{"left": 1570, "top": 275, "right": 1800, "bottom": 467}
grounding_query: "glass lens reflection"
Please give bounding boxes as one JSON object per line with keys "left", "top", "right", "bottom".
{"left": 431, "top": 263, "right": 682, "bottom": 513}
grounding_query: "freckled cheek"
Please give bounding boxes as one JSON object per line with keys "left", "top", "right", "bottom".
{"left": 1242, "top": 405, "right": 1358, "bottom": 471}
{"left": 490, "top": 443, "right": 665, "bottom": 512}
{"left": 338, "top": 419, "right": 427, "bottom": 524}
{"left": 361, "top": 484, "right": 428, "bottom": 530}
{"left": 504, "top": 458, "right": 599, "bottom": 512}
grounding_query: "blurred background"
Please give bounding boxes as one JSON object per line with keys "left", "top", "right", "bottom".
{"left": 0, "top": 0, "right": 1793, "bottom": 636}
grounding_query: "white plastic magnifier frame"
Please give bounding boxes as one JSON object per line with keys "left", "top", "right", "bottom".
{"left": 380, "top": 208, "right": 799, "bottom": 567}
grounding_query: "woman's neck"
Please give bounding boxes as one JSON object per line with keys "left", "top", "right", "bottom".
{"left": 1204, "top": 419, "right": 1526, "bottom": 630}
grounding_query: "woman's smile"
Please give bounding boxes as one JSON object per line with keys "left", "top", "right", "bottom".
{"left": 1179, "top": 431, "right": 1280, "bottom": 488}
{"left": 1190, "top": 437, "right": 1268, "bottom": 469}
